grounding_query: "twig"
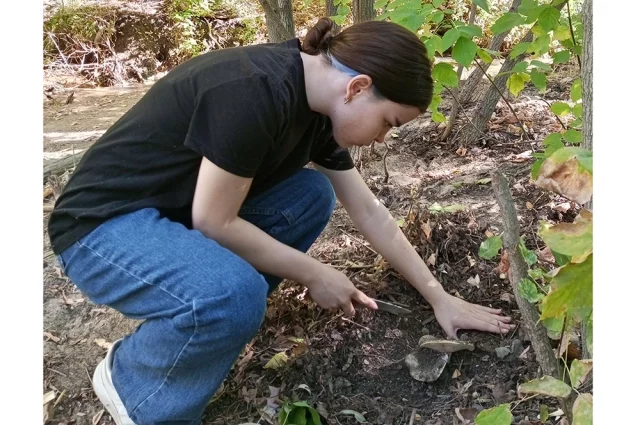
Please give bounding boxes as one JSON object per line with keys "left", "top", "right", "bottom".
{"left": 566, "top": 1, "right": 582, "bottom": 70}
{"left": 474, "top": 58, "right": 532, "bottom": 140}
{"left": 408, "top": 408, "right": 417, "bottom": 425}
{"left": 46, "top": 32, "right": 70, "bottom": 69}
{"left": 539, "top": 98, "right": 568, "bottom": 130}
{"left": 340, "top": 316, "right": 371, "bottom": 332}
{"left": 382, "top": 142, "right": 391, "bottom": 183}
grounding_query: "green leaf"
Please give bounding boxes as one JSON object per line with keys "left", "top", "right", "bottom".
{"left": 476, "top": 177, "right": 491, "bottom": 185}
{"left": 543, "top": 316, "right": 564, "bottom": 339}
{"left": 540, "top": 254, "right": 593, "bottom": 321}
{"left": 540, "top": 405, "right": 550, "bottom": 423}
{"left": 550, "top": 102, "right": 572, "bottom": 116}
{"left": 570, "top": 359, "right": 593, "bottom": 389}
{"left": 509, "top": 41, "right": 531, "bottom": 58}
{"left": 264, "top": 352, "right": 289, "bottom": 369}
{"left": 539, "top": 212, "right": 592, "bottom": 258}
{"left": 432, "top": 10, "right": 445, "bottom": 23}
{"left": 513, "top": 61, "right": 529, "bottom": 73}
{"left": 554, "top": 25, "right": 572, "bottom": 41}
{"left": 458, "top": 24, "right": 483, "bottom": 38}
{"left": 491, "top": 12, "right": 526, "bottom": 34}
{"left": 538, "top": 6, "right": 560, "bottom": 32}
{"left": 530, "top": 32, "right": 551, "bottom": 55}
{"left": 528, "top": 267, "right": 545, "bottom": 280}
{"left": 404, "top": 13, "right": 427, "bottom": 32}
{"left": 443, "top": 204, "right": 467, "bottom": 213}
{"left": 433, "top": 0, "right": 445, "bottom": 7}
{"left": 585, "top": 314, "right": 593, "bottom": 355}
{"left": 431, "top": 111, "right": 446, "bottom": 123}
{"left": 545, "top": 146, "right": 592, "bottom": 174}
{"left": 523, "top": 5, "right": 547, "bottom": 23}
{"left": 452, "top": 36, "right": 478, "bottom": 67}
{"left": 472, "top": 0, "right": 490, "bottom": 13}
{"left": 396, "top": 218, "right": 406, "bottom": 227}
{"left": 332, "top": 15, "right": 347, "bottom": 25}
{"left": 571, "top": 79, "right": 583, "bottom": 102}
{"left": 572, "top": 394, "right": 593, "bottom": 425}
{"left": 553, "top": 50, "right": 571, "bottom": 64}
{"left": 531, "top": 159, "right": 544, "bottom": 179}
{"left": 432, "top": 62, "right": 458, "bottom": 87}
{"left": 519, "top": 241, "right": 538, "bottom": 266}
{"left": 477, "top": 49, "right": 493, "bottom": 64}
{"left": 518, "top": 376, "right": 572, "bottom": 398}
{"left": 288, "top": 406, "right": 308, "bottom": 425}
{"left": 374, "top": 0, "right": 388, "bottom": 8}
{"left": 530, "top": 59, "right": 552, "bottom": 71}
{"left": 519, "top": 278, "right": 543, "bottom": 303}
{"left": 479, "top": 236, "right": 502, "bottom": 260}
{"left": 507, "top": 72, "right": 530, "bottom": 97}
{"left": 339, "top": 410, "right": 366, "bottom": 423}
{"left": 564, "top": 128, "right": 582, "bottom": 144}
{"left": 425, "top": 35, "right": 442, "bottom": 57}
{"left": 573, "top": 104, "right": 583, "bottom": 119}
{"left": 543, "top": 132, "right": 562, "bottom": 147}
{"left": 552, "top": 250, "right": 571, "bottom": 266}
{"left": 336, "top": 4, "right": 350, "bottom": 15}
{"left": 441, "top": 28, "right": 461, "bottom": 51}
{"left": 530, "top": 69, "right": 547, "bottom": 92}
{"left": 474, "top": 404, "right": 512, "bottom": 425}
{"left": 429, "top": 94, "right": 443, "bottom": 111}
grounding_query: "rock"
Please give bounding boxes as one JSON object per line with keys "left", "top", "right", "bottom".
{"left": 495, "top": 346, "right": 512, "bottom": 359}
{"left": 419, "top": 335, "right": 475, "bottom": 353}
{"left": 405, "top": 349, "right": 450, "bottom": 382}
{"left": 511, "top": 339, "right": 525, "bottom": 357}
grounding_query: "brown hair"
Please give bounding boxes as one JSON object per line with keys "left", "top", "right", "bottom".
{"left": 302, "top": 17, "right": 433, "bottom": 112}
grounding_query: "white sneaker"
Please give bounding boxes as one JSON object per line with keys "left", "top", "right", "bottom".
{"left": 93, "top": 339, "right": 136, "bottom": 425}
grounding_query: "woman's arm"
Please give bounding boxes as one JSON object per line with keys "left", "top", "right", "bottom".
{"left": 314, "top": 164, "right": 513, "bottom": 337}
{"left": 191, "top": 158, "right": 377, "bottom": 316}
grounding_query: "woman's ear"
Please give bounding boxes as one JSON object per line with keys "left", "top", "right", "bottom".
{"left": 345, "top": 75, "right": 374, "bottom": 101}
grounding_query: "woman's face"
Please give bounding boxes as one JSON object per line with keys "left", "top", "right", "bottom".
{"left": 328, "top": 75, "right": 421, "bottom": 148}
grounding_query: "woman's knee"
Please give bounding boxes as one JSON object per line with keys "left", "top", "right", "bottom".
{"left": 300, "top": 169, "right": 336, "bottom": 223}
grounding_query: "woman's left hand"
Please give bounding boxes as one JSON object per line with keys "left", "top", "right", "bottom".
{"left": 430, "top": 291, "right": 515, "bottom": 339}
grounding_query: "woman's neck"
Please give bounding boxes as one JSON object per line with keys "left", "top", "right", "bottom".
{"left": 300, "top": 52, "right": 346, "bottom": 116}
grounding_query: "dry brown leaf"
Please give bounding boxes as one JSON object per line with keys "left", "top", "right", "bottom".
{"left": 525, "top": 201, "right": 534, "bottom": 210}
{"left": 495, "top": 251, "right": 510, "bottom": 276}
{"left": 427, "top": 253, "right": 436, "bottom": 266}
{"left": 485, "top": 230, "right": 495, "bottom": 238}
{"left": 292, "top": 342, "right": 308, "bottom": 358}
{"left": 500, "top": 293, "right": 514, "bottom": 303}
{"left": 264, "top": 352, "right": 289, "bottom": 369}
{"left": 456, "top": 146, "right": 467, "bottom": 157}
{"left": 92, "top": 409, "right": 105, "bottom": 425}
{"left": 466, "top": 274, "right": 480, "bottom": 288}
{"left": 467, "top": 256, "right": 476, "bottom": 268}
{"left": 452, "top": 369, "right": 461, "bottom": 379}
{"left": 421, "top": 220, "right": 433, "bottom": 241}
{"left": 43, "top": 391, "right": 56, "bottom": 405}
{"left": 536, "top": 157, "right": 593, "bottom": 204}
{"left": 537, "top": 246, "right": 555, "bottom": 263}
{"left": 94, "top": 338, "right": 113, "bottom": 350}
{"left": 43, "top": 332, "right": 60, "bottom": 343}
{"left": 553, "top": 201, "right": 572, "bottom": 213}
{"left": 43, "top": 186, "right": 54, "bottom": 199}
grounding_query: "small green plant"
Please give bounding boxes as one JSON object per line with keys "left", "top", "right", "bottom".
{"left": 278, "top": 400, "right": 323, "bottom": 425}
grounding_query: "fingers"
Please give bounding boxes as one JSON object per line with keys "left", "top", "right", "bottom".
{"left": 353, "top": 290, "right": 378, "bottom": 310}
{"left": 341, "top": 300, "right": 356, "bottom": 318}
{"left": 477, "top": 304, "right": 504, "bottom": 314}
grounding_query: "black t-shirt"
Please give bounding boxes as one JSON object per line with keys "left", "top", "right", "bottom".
{"left": 48, "top": 38, "right": 354, "bottom": 255}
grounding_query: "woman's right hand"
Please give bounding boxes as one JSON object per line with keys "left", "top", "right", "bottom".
{"left": 305, "top": 264, "right": 378, "bottom": 317}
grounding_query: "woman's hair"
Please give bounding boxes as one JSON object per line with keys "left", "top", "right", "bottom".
{"left": 302, "top": 17, "right": 433, "bottom": 112}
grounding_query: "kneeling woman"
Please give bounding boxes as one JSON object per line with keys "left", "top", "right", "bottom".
{"left": 49, "top": 17, "right": 513, "bottom": 425}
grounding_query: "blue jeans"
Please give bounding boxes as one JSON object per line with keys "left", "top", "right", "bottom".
{"left": 57, "top": 169, "right": 336, "bottom": 425}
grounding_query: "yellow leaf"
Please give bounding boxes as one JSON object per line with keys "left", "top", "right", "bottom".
{"left": 264, "top": 352, "right": 289, "bottom": 370}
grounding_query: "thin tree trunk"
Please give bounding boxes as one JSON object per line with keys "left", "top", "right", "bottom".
{"left": 439, "top": 4, "right": 477, "bottom": 144}
{"left": 459, "top": 0, "right": 523, "bottom": 105}
{"left": 258, "top": 0, "right": 295, "bottom": 42}
{"left": 352, "top": 0, "right": 375, "bottom": 23}
{"left": 580, "top": 0, "right": 592, "bottom": 359}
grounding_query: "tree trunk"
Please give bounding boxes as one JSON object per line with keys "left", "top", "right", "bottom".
{"left": 580, "top": 0, "right": 592, "bottom": 359}
{"left": 43, "top": 151, "right": 86, "bottom": 183}
{"left": 439, "top": 4, "right": 477, "bottom": 144}
{"left": 459, "top": 32, "right": 533, "bottom": 144}
{"left": 352, "top": 0, "right": 375, "bottom": 24}
{"left": 325, "top": 0, "right": 341, "bottom": 32}
{"left": 258, "top": 0, "right": 295, "bottom": 42}
{"left": 459, "top": 0, "right": 523, "bottom": 104}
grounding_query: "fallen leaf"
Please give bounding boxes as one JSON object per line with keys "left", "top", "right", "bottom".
{"left": 455, "top": 407, "right": 478, "bottom": 423}
{"left": 421, "top": 220, "right": 433, "bottom": 241}
{"left": 92, "top": 409, "right": 105, "bottom": 425}
{"left": 500, "top": 293, "right": 514, "bottom": 303}
{"left": 526, "top": 201, "right": 534, "bottom": 209}
{"left": 467, "top": 274, "right": 480, "bottom": 288}
{"left": 467, "top": 255, "right": 476, "bottom": 267}
{"left": 264, "top": 352, "right": 289, "bottom": 370}
{"left": 339, "top": 410, "right": 367, "bottom": 423}
{"left": 452, "top": 369, "right": 461, "bottom": 379}
{"left": 518, "top": 376, "right": 572, "bottom": 398}
{"left": 296, "top": 384, "right": 312, "bottom": 394}
{"left": 569, "top": 359, "right": 593, "bottom": 389}
{"left": 292, "top": 341, "right": 308, "bottom": 357}
{"left": 485, "top": 230, "right": 495, "bottom": 238}
{"left": 477, "top": 177, "right": 492, "bottom": 185}
{"left": 537, "top": 246, "right": 555, "bottom": 263}
{"left": 553, "top": 201, "right": 572, "bottom": 213}
{"left": 456, "top": 146, "right": 468, "bottom": 156}
{"left": 43, "top": 391, "right": 56, "bottom": 405}
{"left": 43, "top": 332, "right": 60, "bottom": 343}
{"left": 94, "top": 338, "right": 113, "bottom": 350}
{"left": 496, "top": 251, "right": 510, "bottom": 275}
{"left": 427, "top": 253, "right": 437, "bottom": 266}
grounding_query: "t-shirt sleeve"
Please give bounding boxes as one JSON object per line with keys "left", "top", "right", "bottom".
{"left": 311, "top": 137, "right": 355, "bottom": 171}
{"left": 184, "top": 75, "right": 283, "bottom": 178}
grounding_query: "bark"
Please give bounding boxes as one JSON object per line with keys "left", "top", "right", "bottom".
{"left": 43, "top": 152, "right": 85, "bottom": 183}
{"left": 257, "top": 0, "right": 295, "bottom": 42}
{"left": 459, "top": 0, "right": 522, "bottom": 105}
{"left": 352, "top": 0, "right": 375, "bottom": 24}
